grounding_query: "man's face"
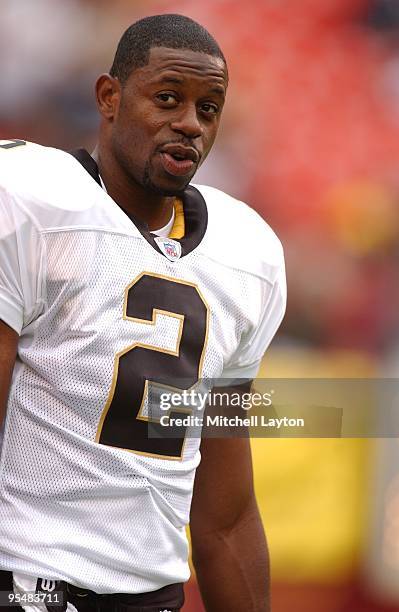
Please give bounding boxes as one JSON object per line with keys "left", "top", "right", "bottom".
{"left": 109, "top": 47, "right": 227, "bottom": 196}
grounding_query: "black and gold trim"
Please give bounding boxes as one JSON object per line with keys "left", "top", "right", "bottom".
{"left": 96, "top": 272, "right": 209, "bottom": 460}
{"left": 69, "top": 149, "right": 208, "bottom": 259}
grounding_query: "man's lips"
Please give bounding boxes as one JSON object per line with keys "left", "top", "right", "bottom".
{"left": 158, "top": 143, "right": 200, "bottom": 178}
{"left": 159, "top": 153, "right": 195, "bottom": 177}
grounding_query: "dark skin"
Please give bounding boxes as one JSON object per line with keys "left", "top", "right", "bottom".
{"left": 94, "top": 47, "right": 227, "bottom": 230}
{"left": 191, "top": 436, "right": 270, "bottom": 612}
{"left": 0, "top": 46, "right": 270, "bottom": 611}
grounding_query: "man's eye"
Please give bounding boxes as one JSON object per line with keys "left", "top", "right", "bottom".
{"left": 201, "top": 103, "right": 219, "bottom": 115}
{"left": 156, "top": 93, "right": 177, "bottom": 105}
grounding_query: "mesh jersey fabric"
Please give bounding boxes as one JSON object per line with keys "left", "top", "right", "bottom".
{"left": 0, "top": 141, "right": 286, "bottom": 593}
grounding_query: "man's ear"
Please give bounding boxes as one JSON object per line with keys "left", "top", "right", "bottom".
{"left": 95, "top": 74, "right": 121, "bottom": 121}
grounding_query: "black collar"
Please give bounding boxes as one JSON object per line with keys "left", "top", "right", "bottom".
{"left": 69, "top": 149, "right": 208, "bottom": 259}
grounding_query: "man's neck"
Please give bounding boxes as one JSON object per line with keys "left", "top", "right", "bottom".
{"left": 92, "top": 145, "right": 174, "bottom": 231}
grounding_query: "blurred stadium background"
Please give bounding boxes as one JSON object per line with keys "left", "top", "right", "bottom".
{"left": 2, "top": 0, "right": 399, "bottom": 609}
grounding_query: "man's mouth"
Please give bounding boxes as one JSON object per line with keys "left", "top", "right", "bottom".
{"left": 158, "top": 144, "right": 199, "bottom": 178}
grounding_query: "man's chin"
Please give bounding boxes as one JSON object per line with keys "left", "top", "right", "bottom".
{"left": 143, "top": 175, "right": 192, "bottom": 197}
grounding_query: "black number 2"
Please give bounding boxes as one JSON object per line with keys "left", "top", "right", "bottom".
{"left": 96, "top": 273, "right": 209, "bottom": 459}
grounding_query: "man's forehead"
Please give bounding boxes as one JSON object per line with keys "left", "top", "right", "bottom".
{"left": 139, "top": 46, "right": 228, "bottom": 88}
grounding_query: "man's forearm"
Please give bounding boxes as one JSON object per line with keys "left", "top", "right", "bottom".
{"left": 191, "top": 499, "right": 270, "bottom": 612}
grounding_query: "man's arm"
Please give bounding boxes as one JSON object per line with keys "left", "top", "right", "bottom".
{"left": 0, "top": 320, "right": 18, "bottom": 427}
{"left": 190, "top": 432, "right": 270, "bottom": 612}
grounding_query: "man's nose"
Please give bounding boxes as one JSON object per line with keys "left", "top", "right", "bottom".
{"left": 170, "top": 104, "right": 203, "bottom": 139}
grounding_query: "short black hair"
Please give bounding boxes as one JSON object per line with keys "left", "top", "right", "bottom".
{"left": 110, "top": 14, "right": 226, "bottom": 84}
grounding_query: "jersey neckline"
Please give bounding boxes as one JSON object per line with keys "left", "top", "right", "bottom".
{"left": 69, "top": 149, "right": 208, "bottom": 260}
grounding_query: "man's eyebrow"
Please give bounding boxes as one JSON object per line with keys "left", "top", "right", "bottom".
{"left": 152, "top": 75, "right": 226, "bottom": 95}
{"left": 209, "top": 86, "right": 226, "bottom": 96}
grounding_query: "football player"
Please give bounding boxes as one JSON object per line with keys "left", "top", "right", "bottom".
{"left": 0, "top": 14, "right": 286, "bottom": 612}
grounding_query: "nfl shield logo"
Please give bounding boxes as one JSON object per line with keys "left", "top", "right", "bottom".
{"left": 154, "top": 237, "right": 182, "bottom": 262}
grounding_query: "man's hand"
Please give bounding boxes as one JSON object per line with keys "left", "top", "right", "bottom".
{"left": 190, "top": 431, "right": 270, "bottom": 612}
{"left": 0, "top": 320, "right": 18, "bottom": 427}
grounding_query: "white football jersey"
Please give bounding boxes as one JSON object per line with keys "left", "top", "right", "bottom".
{"left": 0, "top": 140, "right": 286, "bottom": 593}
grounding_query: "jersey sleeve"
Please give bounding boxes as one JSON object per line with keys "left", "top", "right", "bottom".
{"left": 0, "top": 185, "right": 45, "bottom": 334}
{"left": 220, "top": 256, "right": 286, "bottom": 382}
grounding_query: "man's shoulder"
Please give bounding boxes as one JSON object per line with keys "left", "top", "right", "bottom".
{"left": 0, "top": 140, "right": 105, "bottom": 230}
{"left": 0, "top": 140, "right": 79, "bottom": 188}
{"left": 193, "top": 184, "right": 284, "bottom": 283}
